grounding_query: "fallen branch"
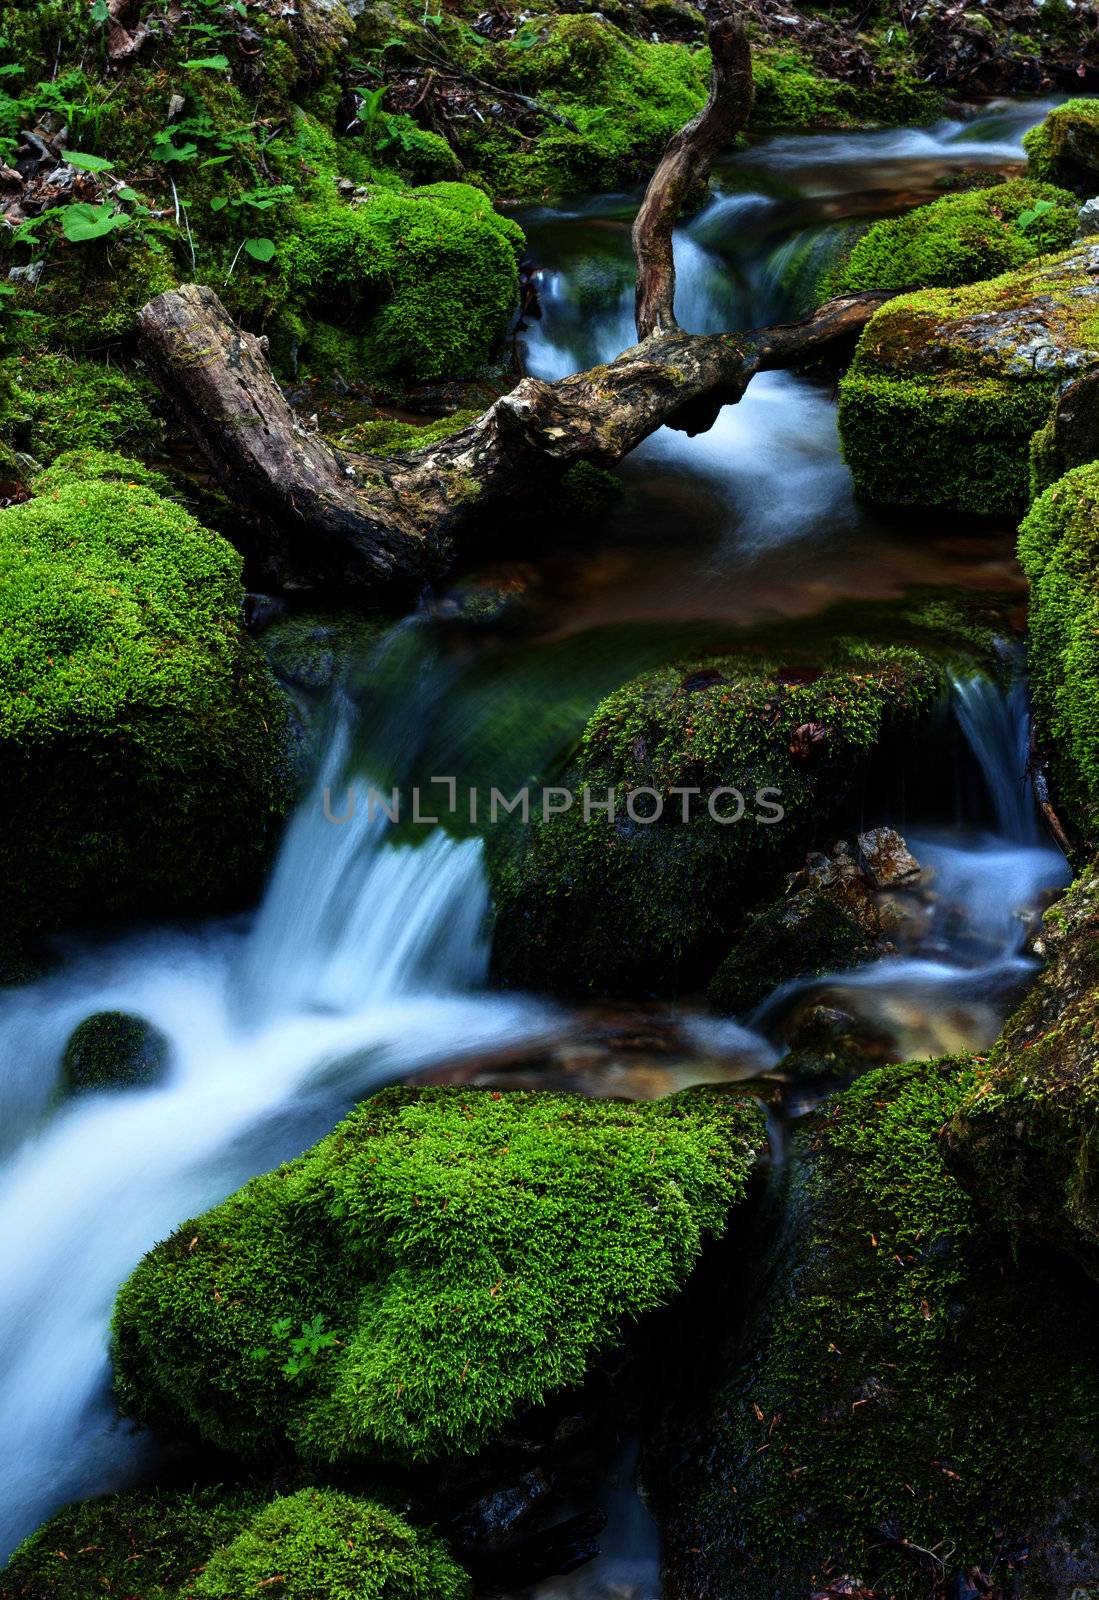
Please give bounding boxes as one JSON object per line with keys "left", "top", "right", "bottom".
{"left": 137, "top": 13, "right": 894, "bottom": 595}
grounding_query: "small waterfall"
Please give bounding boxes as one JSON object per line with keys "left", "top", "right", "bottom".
{"left": 951, "top": 671, "right": 1040, "bottom": 845}
{"left": 0, "top": 707, "right": 551, "bottom": 1561}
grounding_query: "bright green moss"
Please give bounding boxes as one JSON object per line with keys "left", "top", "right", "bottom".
{"left": 190, "top": 1489, "right": 472, "bottom": 1600}
{"left": 0, "top": 350, "right": 163, "bottom": 464}
{"left": 281, "top": 185, "right": 524, "bottom": 382}
{"left": 330, "top": 410, "right": 480, "bottom": 456}
{"left": 1017, "top": 462, "right": 1099, "bottom": 842}
{"left": 839, "top": 243, "right": 1099, "bottom": 513}
{"left": 490, "top": 636, "right": 943, "bottom": 995}
{"left": 112, "top": 1084, "right": 764, "bottom": 1464}
{"left": 0, "top": 477, "right": 291, "bottom": 940}
{"left": 0, "top": 1485, "right": 472, "bottom": 1600}
{"left": 1024, "top": 96, "right": 1099, "bottom": 192}
{"left": 823, "top": 179, "right": 1078, "bottom": 296}
{"left": 468, "top": 14, "right": 709, "bottom": 197}
{"left": 32, "top": 447, "right": 179, "bottom": 497}
{"left": 751, "top": 46, "right": 940, "bottom": 131}
{"left": 662, "top": 1056, "right": 1099, "bottom": 1598}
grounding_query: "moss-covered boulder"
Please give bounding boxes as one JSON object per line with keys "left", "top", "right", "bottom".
{"left": 0, "top": 1484, "right": 472, "bottom": 1600}
{"left": 657, "top": 1056, "right": 1099, "bottom": 1600}
{"left": 946, "top": 863, "right": 1099, "bottom": 1279}
{"left": 823, "top": 179, "right": 1078, "bottom": 297}
{"left": 281, "top": 184, "right": 524, "bottom": 383}
{"left": 1025, "top": 97, "right": 1099, "bottom": 193}
{"left": 489, "top": 636, "right": 944, "bottom": 996}
{"left": 839, "top": 241, "right": 1099, "bottom": 514}
{"left": 0, "top": 471, "right": 291, "bottom": 942}
{"left": 61, "top": 1011, "right": 169, "bottom": 1094}
{"left": 112, "top": 1084, "right": 764, "bottom": 1465}
{"left": 0, "top": 351, "right": 163, "bottom": 464}
{"left": 1017, "top": 462, "right": 1099, "bottom": 841}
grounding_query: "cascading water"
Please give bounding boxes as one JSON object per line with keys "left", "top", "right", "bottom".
{"left": 0, "top": 699, "right": 554, "bottom": 1561}
{"left": 751, "top": 672, "right": 1069, "bottom": 1060}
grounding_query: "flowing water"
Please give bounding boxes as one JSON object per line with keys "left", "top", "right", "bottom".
{"left": 0, "top": 97, "right": 1073, "bottom": 1593}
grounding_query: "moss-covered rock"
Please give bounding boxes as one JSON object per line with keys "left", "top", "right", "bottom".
{"left": 112, "top": 1084, "right": 764, "bottom": 1465}
{"left": 1017, "top": 462, "right": 1099, "bottom": 841}
{"left": 657, "top": 1056, "right": 1099, "bottom": 1600}
{"left": 839, "top": 241, "right": 1099, "bottom": 514}
{"left": 0, "top": 350, "right": 163, "bottom": 464}
{"left": 0, "top": 473, "right": 291, "bottom": 942}
{"left": 0, "top": 1484, "right": 472, "bottom": 1600}
{"left": 823, "top": 179, "right": 1078, "bottom": 297}
{"left": 281, "top": 184, "right": 523, "bottom": 382}
{"left": 1025, "top": 97, "right": 1099, "bottom": 193}
{"left": 946, "top": 863, "right": 1099, "bottom": 1277}
{"left": 751, "top": 45, "right": 940, "bottom": 131}
{"left": 489, "top": 635, "right": 944, "bottom": 996}
{"left": 61, "top": 1011, "right": 169, "bottom": 1094}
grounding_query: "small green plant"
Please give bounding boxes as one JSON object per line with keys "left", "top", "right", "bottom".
{"left": 1018, "top": 196, "right": 1056, "bottom": 233}
{"left": 61, "top": 200, "right": 130, "bottom": 242}
{"left": 253, "top": 1314, "right": 340, "bottom": 1382}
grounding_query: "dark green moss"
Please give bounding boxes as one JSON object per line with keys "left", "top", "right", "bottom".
{"left": 0, "top": 476, "right": 292, "bottom": 942}
{"left": 822, "top": 179, "right": 1078, "bottom": 297}
{"left": 660, "top": 1055, "right": 1099, "bottom": 1599}
{"left": 0, "top": 1483, "right": 264, "bottom": 1600}
{"left": 751, "top": 45, "right": 941, "bottom": 132}
{"left": 112, "top": 1084, "right": 764, "bottom": 1465}
{"left": 947, "top": 863, "right": 1099, "bottom": 1275}
{"left": 61, "top": 1011, "right": 169, "bottom": 1094}
{"left": 708, "top": 893, "right": 878, "bottom": 1016}
{"left": 0, "top": 1484, "right": 472, "bottom": 1600}
{"left": 489, "top": 636, "right": 943, "bottom": 996}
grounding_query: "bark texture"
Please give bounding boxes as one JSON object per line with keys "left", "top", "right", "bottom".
{"left": 137, "top": 15, "right": 895, "bottom": 595}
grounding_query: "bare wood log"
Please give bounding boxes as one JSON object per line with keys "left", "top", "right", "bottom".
{"left": 632, "top": 15, "right": 754, "bottom": 341}
{"left": 135, "top": 14, "right": 896, "bottom": 596}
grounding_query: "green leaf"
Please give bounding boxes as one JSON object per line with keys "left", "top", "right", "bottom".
{"left": 90, "top": 0, "right": 110, "bottom": 21}
{"left": 116, "top": 186, "right": 139, "bottom": 201}
{"left": 182, "top": 53, "right": 230, "bottom": 70}
{"left": 154, "top": 137, "right": 199, "bottom": 163}
{"left": 209, "top": 195, "right": 230, "bottom": 211}
{"left": 243, "top": 235, "right": 276, "bottom": 262}
{"left": 1018, "top": 198, "right": 1056, "bottom": 233}
{"left": 200, "top": 154, "right": 234, "bottom": 168}
{"left": 61, "top": 201, "right": 126, "bottom": 242}
{"left": 61, "top": 149, "right": 114, "bottom": 172}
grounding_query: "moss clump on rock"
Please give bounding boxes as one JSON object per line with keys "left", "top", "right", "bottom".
{"left": 0, "top": 474, "right": 291, "bottom": 942}
{"left": 112, "top": 1084, "right": 764, "bottom": 1464}
{"left": 946, "top": 863, "right": 1099, "bottom": 1275}
{"left": 751, "top": 46, "right": 940, "bottom": 131}
{"left": 1024, "top": 97, "right": 1099, "bottom": 192}
{"left": 0, "top": 1484, "right": 472, "bottom": 1600}
{"left": 1017, "top": 462, "right": 1099, "bottom": 841}
{"left": 823, "top": 179, "right": 1078, "bottom": 297}
{"left": 281, "top": 185, "right": 524, "bottom": 383}
{"left": 0, "top": 350, "right": 163, "bottom": 464}
{"left": 659, "top": 1056, "right": 1099, "bottom": 1600}
{"left": 489, "top": 636, "right": 943, "bottom": 996}
{"left": 61, "top": 1011, "right": 169, "bottom": 1094}
{"left": 838, "top": 241, "right": 1099, "bottom": 514}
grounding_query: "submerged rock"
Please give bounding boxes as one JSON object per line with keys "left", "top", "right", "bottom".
{"left": 0, "top": 1484, "right": 473, "bottom": 1600}
{"left": 652, "top": 1056, "right": 1099, "bottom": 1600}
{"left": 839, "top": 243, "right": 1099, "bottom": 514}
{"left": 112, "top": 1084, "right": 764, "bottom": 1465}
{"left": 61, "top": 1011, "right": 169, "bottom": 1094}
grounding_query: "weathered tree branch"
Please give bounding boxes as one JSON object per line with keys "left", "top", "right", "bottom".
{"left": 136, "top": 15, "right": 894, "bottom": 596}
{"left": 632, "top": 14, "right": 754, "bottom": 341}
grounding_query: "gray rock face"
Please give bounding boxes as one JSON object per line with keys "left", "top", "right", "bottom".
{"left": 1076, "top": 195, "right": 1099, "bottom": 239}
